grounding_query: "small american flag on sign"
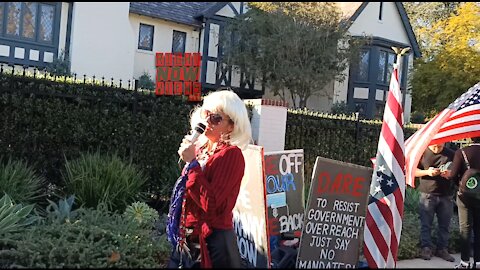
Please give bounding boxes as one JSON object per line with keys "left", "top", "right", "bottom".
{"left": 363, "top": 63, "right": 405, "bottom": 268}
{"left": 405, "top": 82, "right": 480, "bottom": 188}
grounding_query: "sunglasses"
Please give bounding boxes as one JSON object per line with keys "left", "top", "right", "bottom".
{"left": 201, "top": 109, "right": 228, "bottom": 125}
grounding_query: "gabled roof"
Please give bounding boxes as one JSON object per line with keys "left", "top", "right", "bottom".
{"left": 194, "top": 2, "right": 230, "bottom": 19}
{"left": 129, "top": 2, "right": 421, "bottom": 58}
{"left": 337, "top": 2, "right": 422, "bottom": 58}
{"left": 129, "top": 2, "right": 216, "bottom": 27}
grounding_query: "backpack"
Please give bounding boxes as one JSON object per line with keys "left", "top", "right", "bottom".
{"left": 458, "top": 149, "right": 480, "bottom": 202}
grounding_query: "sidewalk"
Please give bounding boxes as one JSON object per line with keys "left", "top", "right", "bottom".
{"left": 396, "top": 253, "right": 461, "bottom": 268}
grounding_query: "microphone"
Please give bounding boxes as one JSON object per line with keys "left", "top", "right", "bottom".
{"left": 178, "top": 122, "right": 207, "bottom": 164}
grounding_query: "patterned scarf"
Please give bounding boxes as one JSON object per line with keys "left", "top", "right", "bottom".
{"left": 166, "top": 160, "right": 199, "bottom": 248}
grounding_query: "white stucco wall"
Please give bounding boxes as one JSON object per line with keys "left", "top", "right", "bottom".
{"left": 347, "top": 2, "right": 410, "bottom": 44}
{"left": 129, "top": 14, "right": 200, "bottom": 81}
{"left": 69, "top": 2, "right": 135, "bottom": 84}
{"left": 333, "top": 1, "right": 412, "bottom": 105}
{"left": 333, "top": 2, "right": 415, "bottom": 121}
{"left": 58, "top": 2, "right": 70, "bottom": 56}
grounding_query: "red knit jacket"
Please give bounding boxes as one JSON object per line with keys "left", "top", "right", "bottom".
{"left": 184, "top": 142, "right": 245, "bottom": 267}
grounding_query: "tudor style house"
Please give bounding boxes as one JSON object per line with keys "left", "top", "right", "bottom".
{"left": 0, "top": 2, "right": 420, "bottom": 121}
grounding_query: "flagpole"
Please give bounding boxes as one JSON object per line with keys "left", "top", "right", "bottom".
{"left": 391, "top": 47, "right": 410, "bottom": 123}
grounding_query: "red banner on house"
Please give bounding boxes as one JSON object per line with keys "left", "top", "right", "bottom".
{"left": 155, "top": 52, "right": 202, "bottom": 101}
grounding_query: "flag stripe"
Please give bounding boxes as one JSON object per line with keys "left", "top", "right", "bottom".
{"left": 444, "top": 106, "right": 480, "bottom": 123}
{"left": 386, "top": 90, "right": 403, "bottom": 127}
{"left": 380, "top": 123, "right": 405, "bottom": 170}
{"left": 366, "top": 203, "right": 390, "bottom": 260}
{"left": 438, "top": 119, "right": 480, "bottom": 133}
{"left": 405, "top": 109, "right": 453, "bottom": 187}
{"left": 430, "top": 129, "right": 480, "bottom": 145}
{"left": 405, "top": 82, "right": 480, "bottom": 189}
{"left": 364, "top": 64, "right": 405, "bottom": 268}
{"left": 363, "top": 241, "right": 378, "bottom": 268}
{"left": 390, "top": 188, "right": 405, "bottom": 262}
{"left": 378, "top": 137, "right": 405, "bottom": 193}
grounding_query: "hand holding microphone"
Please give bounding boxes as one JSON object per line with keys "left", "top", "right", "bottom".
{"left": 177, "top": 122, "right": 206, "bottom": 164}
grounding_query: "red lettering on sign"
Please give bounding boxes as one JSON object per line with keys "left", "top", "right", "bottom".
{"left": 155, "top": 81, "right": 164, "bottom": 95}
{"left": 174, "top": 53, "right": 183, "bottom": 67}
{"left": 265, "top": 156, "right": 278, "bottom": 175}
{"left": 317, "top": 171, "right": 364, "bottom": 197}
{"left": 156, "top": 53, "right": 164, "bottom": 67}
{"left": 187, "top": 82, "right": 201, "bottom": 101}
{"left": 268, "top": 217, "right": 280, "bottom": 236}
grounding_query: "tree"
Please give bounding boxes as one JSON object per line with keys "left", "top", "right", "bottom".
{"left": 403, "top": 2, "right": 463, "bottom": 61}
{"left": 410, "top": 2, "right": 480, "bottom": 117}
{"left": 221, "top": 2, "right": 367, "bottom": 108}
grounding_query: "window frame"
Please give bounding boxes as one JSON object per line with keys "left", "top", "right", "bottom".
{"left": 138, "top": 23, "right": 154, "bottom": 51}
{"left": 354, "top": 49, "right": 370, "bottom": 82}
{"left": 172, "top": 30, "right": 186, "bottom": 54}
{"left": 2, "top": 2, "right": 56, "bottom": 45}
{"left": 377, "top": 49, "right": 396, "bottom": 85}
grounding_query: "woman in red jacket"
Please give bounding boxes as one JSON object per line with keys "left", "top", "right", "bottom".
{"left": 177, "top": 89, "right": 252, "bottom": 268}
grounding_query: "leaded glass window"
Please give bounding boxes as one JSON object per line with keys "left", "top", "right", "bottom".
{"left": 172, "top": 30, "right": 186, "bottom": 54}
{"left": 138, "top": 23, "right": 154, "bottom": 51}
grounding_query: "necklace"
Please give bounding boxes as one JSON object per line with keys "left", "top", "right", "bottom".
{"left": 196, "top": 142, "right": 217, "bottom": 161}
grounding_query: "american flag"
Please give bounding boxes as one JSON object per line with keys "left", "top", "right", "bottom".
{"left": 405, "top": 82, "right": 480, "bottom": 188}
{"left": 363, "top": 63, "right": 405, "bottom": 268}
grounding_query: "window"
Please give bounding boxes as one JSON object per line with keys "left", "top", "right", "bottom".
{"left": 2, "top": 2, "right": 55, "bottom": 43}
{"left": 172, "top": 30, "right": 186, "bottom": 54}
{"left": 354, "top": 102, "right": 367, "bottom": 118}
{"left": 138, "top": 23, "right": 154, "bottom": 51}
{"left": 377, "top": 50, "right": 395, "bottom": 84}
{"left": 374, "top": 103, "right": 385, "bottom": 119}
{"left": 356, "top": 50, "right": 369, "bottom": 81}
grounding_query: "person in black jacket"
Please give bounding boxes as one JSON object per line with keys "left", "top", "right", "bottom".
{"left": 446, "top": 137, "right": 480, "bottom": 269}
{"left": 415, "top": 142, "right": 456, "bottom": 262}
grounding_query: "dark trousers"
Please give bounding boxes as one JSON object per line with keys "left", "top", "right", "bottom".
{"left": 456, "top": 195, "right": 480, "bottom": 263}
{"left": 419, "top": 192, "right": 453, "bottom": 250}
{"left": 206, "top": 228, "right": 242, "bottom": 268}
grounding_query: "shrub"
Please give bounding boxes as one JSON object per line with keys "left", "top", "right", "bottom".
{"left": 124, "top": 201, "right": 159, "bottom": 229}
{"left": 0, "top": 158, "right": 46, "bottom": 205}
{"left": 45, "top": 49, "right": 71, "bottom": 77}
{"left": 137, "top": 71, "right": 155, "bottom": 90}
{"left": 45, "top": 195, "right": 78, "bottom": 223}
{"left": 63, "top": 152, "right": 148, "bottom": 212}
{"left": 0, "top": 76, "right": 193, "bottom": 204}
{"left": 0, "top": 203, "right": 170, "bottom": 268}
{"left": 398, "top": 211, "right": 421, "bottom": 259}
{"left": 403, "top": 186, "right": 420, "bottom": 214}
{"left": 410, "top": 111, "right": 426, "bottom": 124}
{"left": 0, "top": 193, "right": 39, "bottom": 235}
{"left": 330, "top": 101, "right": 353, "bottom": 115}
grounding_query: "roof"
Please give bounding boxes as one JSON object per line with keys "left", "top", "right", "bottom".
{"left": 129, "top": 2, "right": 421, "bottom": 58}
{"left": 337, "top": 2, "right": 422, "bottom": 58}
{"left": 129, "top": 2, "right": 216, "bottom": 27}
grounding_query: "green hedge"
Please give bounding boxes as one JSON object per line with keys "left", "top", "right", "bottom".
{"left": 0, "top": 72, "right": 194, "bottom": 203}
{"left": 0, "top": 204, "right": 170, "bottom": 268}
{"left": 0, "top": 71, "right": 422, "bottom": 212}
{"left": 285, "top": 109, "right": 418, "bottom": 183}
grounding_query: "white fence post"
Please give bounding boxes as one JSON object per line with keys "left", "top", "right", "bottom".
{"left": 244, "top": 99, "right": 288, "bottom": 152}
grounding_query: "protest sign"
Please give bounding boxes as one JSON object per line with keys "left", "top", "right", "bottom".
{"left": 264, "top": 149, "right": 304, "bottom": 254}
{"left": 233, "top": 144, "right": 270, "bottom": 268}
{"left": 296, "top": 156, "right": 372, "bottom": 268}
